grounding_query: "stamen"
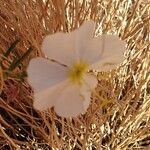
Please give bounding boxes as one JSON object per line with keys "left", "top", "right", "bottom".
{"left": 68, "top": 60, "right": 88, "bottom": 84}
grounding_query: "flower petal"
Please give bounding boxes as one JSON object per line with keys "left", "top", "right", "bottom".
{"left": 87, "top": 34, "right": 126, "bottom": 71}
{"left": 81, "top": 74, "right": 97, "bottom": 110}
{"left": 75, "top": 21, "right": 95, "bottom": 40}
{"left": 73, "top": 21, "right": 95, "bottom": 53}
{"left": 27, "top": 57, "right": 67, "bottom": 93}
{"left": 54, "top": 83, "right": 85, "bottom": 117}
{"left": 33, "top": 86, "right": 56, "bottom": 110}
{"left": 42, "top": 32, "right": 77, "bottom": 66}
{"left": 90, "top": 56, "right": 123, "bottom": 71}
{"left": 81, "top": 37, "right": 103, "bottom": 64}
{"left": 101, "top": 35, "right": 126, "bottom": 58}
{"left": 33, "top": 80, "right": 68, "bottom": 111}
{"left": 42, "top": 21, "right": 95, "bottom": 66}
{"left": 72, "top": 21, "right": 95, "bottom": 60}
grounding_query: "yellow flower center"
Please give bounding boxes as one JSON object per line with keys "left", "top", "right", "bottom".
{"left": 68, "top": 61, "right": 88, "bottom": 84}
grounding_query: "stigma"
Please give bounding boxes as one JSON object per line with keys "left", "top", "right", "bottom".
{"left": 68, "top": 60, "right": 88, "bottom": 84}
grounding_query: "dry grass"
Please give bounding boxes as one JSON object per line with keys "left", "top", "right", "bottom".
{"left": 0, "top": 0, "right": 150, "bottom": 149}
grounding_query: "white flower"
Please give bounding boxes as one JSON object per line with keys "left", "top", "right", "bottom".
{"left": 27, "top": 21, "right": 126, "bottom": 117}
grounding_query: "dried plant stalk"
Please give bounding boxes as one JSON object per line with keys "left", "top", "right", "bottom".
{"left": 0, "top": 0, "right": 150, "bottom": 149}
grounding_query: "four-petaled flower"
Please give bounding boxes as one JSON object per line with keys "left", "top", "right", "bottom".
{"left": 27, "top": 21, "right": 125, "bottom": 117}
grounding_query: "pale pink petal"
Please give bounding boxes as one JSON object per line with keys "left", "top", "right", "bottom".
{"left": 90, "top": 56, "right": 124, "bottom": 71}
{"left": 80, "top": 36, "right": 103, "bottom": 64}
{"left": 87, "top": 34, "right": 126, "bottom": 71}
{"left": 80, "top": 74, "right": 97, "bottom": 110}
{"left": 27, "top": 57, "right": 67, "bottom": 93}
{"left": 42, "top": 32, "right": 77, "bottom": 66}
{"left": 54, "top": 83, "right": 85, "bottom": 117}
{"left": 73, "top": 21, "right": 95, "bottom": 52}
{"left": 75, "top": 21, "right": 95, "bottom": 40}
{"left": 99, "top": 35, "right": 126, "bottom": 59}
{"left": 73, "top": 21, "right": 95, "bottom": 59}
{"left": 42, "top": 21, "right": 95, "bottom": 65}
{"left": 33, "top": 87, "right": 56, "bottom": 110}
{"left": 33, "top": 80, "right": 68, "bottom": 111}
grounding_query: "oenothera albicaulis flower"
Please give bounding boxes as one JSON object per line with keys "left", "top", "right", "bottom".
{"left": 27, "top": 21, "right": 126, "bottom": 117}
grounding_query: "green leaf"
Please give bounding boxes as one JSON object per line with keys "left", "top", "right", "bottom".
{"left": 0, "top": 39, "right": 20, "bottom": 67}
{"left": 9, "top": 47, "right": 33, "bottom": 71}
{"left": 4, "top": 39, "right": 20, "bottom": 58}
